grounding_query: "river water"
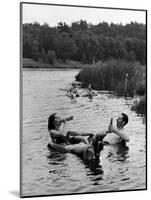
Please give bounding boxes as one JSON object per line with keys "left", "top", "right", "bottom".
{"left": 21, "top": 69, "right": 146, "bottom": 197}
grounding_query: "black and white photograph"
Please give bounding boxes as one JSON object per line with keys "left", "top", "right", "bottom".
{"left": 20, "top": 2, "right": 147, "bottom": 198}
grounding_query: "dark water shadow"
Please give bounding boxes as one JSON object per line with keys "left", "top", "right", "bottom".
{"left": 47, "top": 150, "right": 67, "bottom": 163}
{"left": 117, "top": 147, "right": 129, "bottom": 162}
{"left": 85, "top": 160, "right": 103, "bottom": 175}
{"left": 83, "top": 159, "right": 104, "bottom": 185}
{"left": 112, "top": 144, "right": 129, "bottom": 162}
{"left": 47, "top": 147, "right": 103, "bottom": 177}
{"left": 9, "top": 190, "right": 19, "bottom": 197}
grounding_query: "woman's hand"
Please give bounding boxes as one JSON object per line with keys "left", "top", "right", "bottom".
{"left": 61, "top": 118, "right": 66, "bottom": 123}
{"left": 61, "top": 116, "right": 73, "bottom": 123}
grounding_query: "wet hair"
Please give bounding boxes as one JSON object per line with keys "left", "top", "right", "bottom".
{"left": 48, "top": 113, "right": 56, "bottom": 131}
{"left": 122, "top": 113, "right": 129, "bottom": 126}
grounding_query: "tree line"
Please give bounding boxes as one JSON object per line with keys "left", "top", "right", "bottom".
{"left": 23, "top": 20, "right": 146, "bottom": 65}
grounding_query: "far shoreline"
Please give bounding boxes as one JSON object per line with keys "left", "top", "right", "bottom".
{"left": 22, "top": 58, "right": 88, "bottom": 69}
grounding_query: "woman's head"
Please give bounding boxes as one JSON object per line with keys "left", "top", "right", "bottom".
{"left": 48, "top": 113, "right": 62, "bottom": 131}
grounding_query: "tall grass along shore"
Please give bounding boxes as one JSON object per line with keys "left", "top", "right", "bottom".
{"left": 76, "top": 59, "right": 146, "bottom": 98}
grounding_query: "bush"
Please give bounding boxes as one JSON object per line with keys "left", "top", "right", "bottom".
{"left": 135, "top": 82, "right": 146, "bottom": 96}
{"left": 131, "top": 97, "right": 146, "bottom": 115}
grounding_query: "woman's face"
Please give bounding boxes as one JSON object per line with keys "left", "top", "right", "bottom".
{"left": 53, "top": 114, "right": 62, "bottom": 128}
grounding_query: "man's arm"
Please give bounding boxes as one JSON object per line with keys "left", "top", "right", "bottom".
{"left": 110, "top": 127, "right": 130, "bottom": 142}
{"left": 107, "top": 118, "right": 130, "bottom": 142}
{"left": 80, "top": 132, "right": 94, "bottom": 137}
{"left": 95, "top": 131, "right": 109, "bottom": 141}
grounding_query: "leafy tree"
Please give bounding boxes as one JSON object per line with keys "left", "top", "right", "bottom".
{"left": 23, "top": 21, "right": 146, "bottom": 64}
{"left": 47, "top": 50, "right": 56, "bottom": 64}
{"left": 57, "top": 22, "right": 70, "bottom": 33}
{"left": 56, "top": 33, "right": 77, "bottom": 62}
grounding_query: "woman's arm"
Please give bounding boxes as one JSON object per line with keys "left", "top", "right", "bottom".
{"left": 61, "top": 120, "right": 68, "bottom": 136}
{"left": 49, "top": 130, "right": 67, "bottom": 143}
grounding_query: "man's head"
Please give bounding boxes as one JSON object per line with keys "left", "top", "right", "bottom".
{"left": 88, "top": 84, "right": 92, "bottom": 91}
{"left": 116, "top": 113, "right": 128, "bottom": 128}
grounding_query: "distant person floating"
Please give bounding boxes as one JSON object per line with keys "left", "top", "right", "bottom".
{"left": 86, "top": 84, "right": 97, "bottom": 98}
{"left": 47, "top": 113, "right": 112, "bottom": 161}
{"left": 66, "top": 83, "right": 79, "bottom": 98}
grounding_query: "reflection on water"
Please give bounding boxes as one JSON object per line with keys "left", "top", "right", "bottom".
{"left": 116, "top": 144, "right": 129, "bottom": 162}
{"left": 22, "top": 69, "right": 146, "bottom": 197}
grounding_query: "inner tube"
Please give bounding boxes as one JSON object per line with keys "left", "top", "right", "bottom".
{"left": 47, "top": 143, "right": 69, "bottom": 153}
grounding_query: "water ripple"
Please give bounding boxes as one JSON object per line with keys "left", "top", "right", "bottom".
{"left": 22, "top": 69, "right": 146, "bottom": 197}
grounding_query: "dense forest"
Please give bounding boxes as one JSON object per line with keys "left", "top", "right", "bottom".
{"left": 23, "top": 20, "right": 146, "bottom": 65}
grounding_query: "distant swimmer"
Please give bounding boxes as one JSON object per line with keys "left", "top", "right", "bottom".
{"left": 66, "top": 83, "right": 79, "bottom": 98}
{"left": 86, "top": 84, "right": 97, "bottom": 98}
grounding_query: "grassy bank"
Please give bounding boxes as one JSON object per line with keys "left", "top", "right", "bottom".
{"left": 22, "top": 58, "right": 88, "bottom": 69}
{"left": 76, "top": 60, "right": 146, "bottom": 97}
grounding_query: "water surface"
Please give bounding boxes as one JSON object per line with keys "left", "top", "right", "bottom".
{"left": 22, "top": 69, "right": 146, "bottom": 197}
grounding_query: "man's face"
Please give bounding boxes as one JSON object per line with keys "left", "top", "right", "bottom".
{"left": 116, "top": 114, "right": 125, "bottom": 128}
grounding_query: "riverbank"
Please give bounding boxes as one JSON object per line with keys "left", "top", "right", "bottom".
{"left": 22, "top": 58, "right": 88, "bottom": 69}
{"left": 76, "top": 60, "right": 146, "bottom": 97}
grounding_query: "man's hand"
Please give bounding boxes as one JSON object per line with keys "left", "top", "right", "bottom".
{"left": 108, "top": 118, "right": 113, "bottom": 133}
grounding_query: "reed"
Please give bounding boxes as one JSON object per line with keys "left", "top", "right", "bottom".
{"left": 76, "top": 60, "right": 146, "bottom": 97}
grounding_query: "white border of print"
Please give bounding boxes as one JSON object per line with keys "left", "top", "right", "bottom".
{"left": 0, "top": 0, "right": 150, "bottom": 200}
